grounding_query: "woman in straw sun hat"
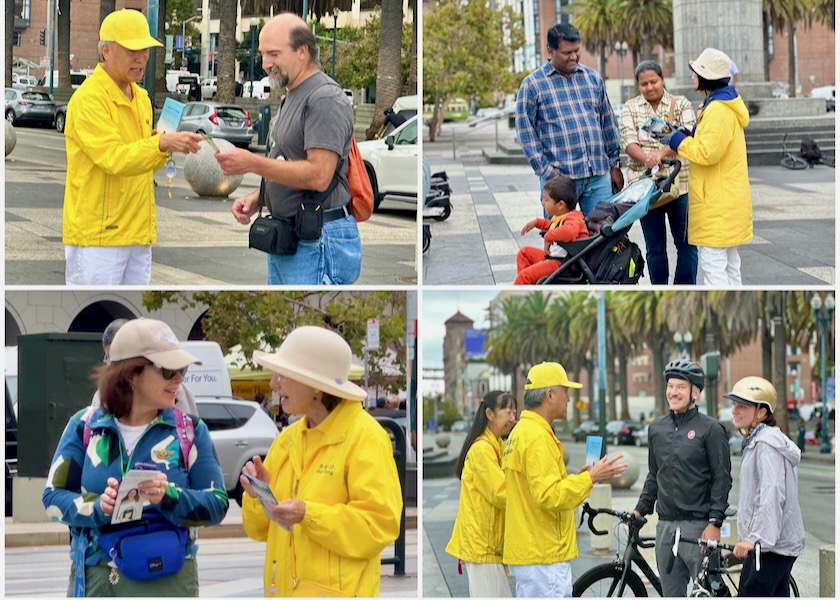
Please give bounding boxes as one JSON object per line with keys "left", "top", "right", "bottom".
{"left": 43, "top": 318, "right": 229, "bottom": 597}
{"left": 646, "top": 47, "right": 752, "bottom": 287}
{"left": 240, "top": 325, "right": 402, "bottom": 597}
{"left": 726, "top": 377, "right": 804, "bottom": 597}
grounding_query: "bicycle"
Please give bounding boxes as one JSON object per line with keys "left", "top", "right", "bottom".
{"left": 573, "top": 502, "right": 663, "bottom": 596}
{"left": 668, "top": 527, "right": 800, "bottom": 597}
{"left": 780, "top": 133, "right": 809, "bottom": 170}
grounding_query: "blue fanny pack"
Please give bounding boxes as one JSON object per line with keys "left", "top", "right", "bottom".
{"left": 97, "top": 517, "right": 189, "bottom": 581}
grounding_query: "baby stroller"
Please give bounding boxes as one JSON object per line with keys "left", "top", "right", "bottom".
{"left": 538, "top": 159, "right": 682, "bottom": 284}
{"left": 423, "top": 171, "right": 452, "bottom": 253}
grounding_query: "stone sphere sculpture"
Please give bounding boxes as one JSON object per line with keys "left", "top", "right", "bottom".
{"left": 183, "top": 137, "right": 243, "bottom": 197}
{"left": 5, "top": 121, "right": 16, "bottom": 156}
{"left": 607, "top": 451, "right": 639, "bottom": 489}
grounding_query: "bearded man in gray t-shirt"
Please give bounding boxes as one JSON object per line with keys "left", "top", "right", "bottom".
{"left": 216, "top": 13, "right": 360, "bottom": 285}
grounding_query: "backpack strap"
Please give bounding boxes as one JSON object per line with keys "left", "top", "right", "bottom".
{"left": 174, "top": 408, "right": 196, "bottom": 470}
{"left": 81, "top": 406, "right": 103, "bottom": 450}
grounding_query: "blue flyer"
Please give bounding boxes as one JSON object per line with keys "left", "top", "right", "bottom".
{"left": 585, "top": 435, "right": 603, "bottom": 466}
{"left": 157, "top": 97, "right": 185, "bottom": 133}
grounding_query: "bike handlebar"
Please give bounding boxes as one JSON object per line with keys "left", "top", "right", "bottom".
{"left": 579, "top": 502, "right": 648, "bottom": 537}
{"left": 667, "top": 527, "right": 761, "bottom": 575}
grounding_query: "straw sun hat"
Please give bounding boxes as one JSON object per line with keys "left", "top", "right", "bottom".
{"left": 253, "top": 326, "right": 367, "bottom": 401}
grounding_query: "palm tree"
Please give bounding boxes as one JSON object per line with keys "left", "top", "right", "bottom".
{"left": 99, "top": 0, "right": 117, "bottom": 34}
{"left": 408, "top": 0, "right": 417, "bottom": 94}
{"left": 551, "top": 291, "right": 595, "bottom": 426}
{"left": 486, "top": 296, "right": 527, "bottom": 393}
{"left": 57, "top": 0, "right": 71, "bottom": 89}
{"left": 366, "top": 0, "right": 403, "bottom": 139}
{"left": 621, "top": 291, "right": 668, "bottom": 416}
{"left": 571, "top": 0, "right": 619, "bottom": 79}
{"left": 5, "top": 0, "right": 13, "bottom": 88}
{"left": 615, "top": 0, "right": 673, "bottom": 63}
{"left": 569, "top": 294, "right": 598, "bottom": 420}
{"left": 215, "top": 0, "right": 238, "bottom": 104}
{"left": 763, "top": 0, "right": 811, "bottom": 97}
{"left": 809, "top": 0, "right": 835, "bottom": 30}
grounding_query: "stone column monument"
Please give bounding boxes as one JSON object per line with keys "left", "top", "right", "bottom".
{"left": 672, "top": 0, "right": 773, "bottom": 100}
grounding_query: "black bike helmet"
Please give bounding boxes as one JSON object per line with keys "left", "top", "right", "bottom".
{"left": 664, "top": 359, "right": 705, "bottom": 391}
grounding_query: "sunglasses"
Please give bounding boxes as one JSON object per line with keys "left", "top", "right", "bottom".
{"left": 148, "top": 363, "right": 189, "bottom": 381}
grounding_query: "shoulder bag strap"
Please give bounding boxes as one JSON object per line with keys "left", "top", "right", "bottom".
{"left": 668, "top": 95, "right": 676, "bottom": 123}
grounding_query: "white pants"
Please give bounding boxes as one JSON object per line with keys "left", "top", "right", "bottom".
{"left": 509, "top": 563, "right": 572, "bottom": 598}
{"left": 698, "top": 246, "right": 742, "bottom": 286}
{"left": 65, "top": 245, "right": 152, "bottom": 285}
{"left": 464, "top": 562, "right": 512, "bottom": 598}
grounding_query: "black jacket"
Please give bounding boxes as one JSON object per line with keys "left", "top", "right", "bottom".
{"left": 635, "top": 406, "right": 732, "bottom": 522}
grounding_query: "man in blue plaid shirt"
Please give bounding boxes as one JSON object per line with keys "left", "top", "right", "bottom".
{"left": 516, "top": 23, "right": 623, "bottom": 217}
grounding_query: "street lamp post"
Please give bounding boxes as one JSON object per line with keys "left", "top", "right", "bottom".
{"left": 614, "top": 41, "right": 628, "bottom": 105}
{"left": 249, "top": 18, "right": 258, "bottom": 88}
{"left": 810, "top": 292, "right": 835, "bottom": 454}
{"left": 585, "top": 351, "right": 595, "bottom": 421}
{"left": 673, "top": 331, "right": 693, "bottom": 359}
{"left": 331, "top": 8, "right": 340, "bottom": 80}
{"left": 182, "top": 15, "right": 201, "bottom": 70}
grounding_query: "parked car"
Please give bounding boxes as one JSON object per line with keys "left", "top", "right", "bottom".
{"left": 356, "top": 114, "right": 418, "bottom": 212}
{"left": 177, "top": 101, "right": 254, "bottom": 148}
{"left": 810, "top": 85, "right": 835, "bottom": 111}
{"left": 53, "top": 103, "right": 67, "bottom": 133}
{"left": 605, "top": 420, "right": 642, "bottom": 445}
{"left": 195, "top": 396, "right": 278, "bottom": 505}
{"left": 201, "top": 77, "right": 217, "bottom": 100}
{"left": 4, "top": 88, "right": 56, "bottom": 126}
{"left": 450, "top": 419, "right": 470, "bottom": 432}
{"left": 633, "top": 423, "right": 649, "bottom": 447}
{"left": 572, "top": 420, "right": 600, "bottom": 442}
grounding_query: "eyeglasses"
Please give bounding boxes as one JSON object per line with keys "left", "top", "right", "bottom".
{"left": 148, "top": 363, "right": 188, "bottom": 381}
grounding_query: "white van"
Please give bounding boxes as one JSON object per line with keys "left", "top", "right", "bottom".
{"left": 39, "top": 69, "right": 92, "bottom": 89}
{"left": 180, "top": 341, "right": 233, "bottom": 399}
{"left": 243, "top": 77, "right": 271, "bottom": 100}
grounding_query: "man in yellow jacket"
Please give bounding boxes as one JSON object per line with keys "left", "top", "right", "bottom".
{"left": 503, "top": 362, "right": 626, "bottom": 597}
{"left": 63, "top": 9, "right": 203, "bottom": 285}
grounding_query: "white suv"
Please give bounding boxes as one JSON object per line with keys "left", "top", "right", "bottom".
{"left": 356, "top": 115, "right": 418, "bottom": 211}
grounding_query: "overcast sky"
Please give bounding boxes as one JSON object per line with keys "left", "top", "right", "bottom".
{"left": 421, "top": 290, "right": 502, "bottom": 369}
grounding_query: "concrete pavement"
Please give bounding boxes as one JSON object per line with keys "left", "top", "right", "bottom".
{"left": 423, "top": 120, "right": 835, "bottom": 285}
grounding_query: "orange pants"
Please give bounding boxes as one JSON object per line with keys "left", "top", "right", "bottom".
{"left": 515, "top": 247, "right": 562, "bottom": 285}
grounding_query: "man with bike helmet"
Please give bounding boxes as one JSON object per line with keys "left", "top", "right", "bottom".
{"left": 728, "top": 376, "right": 804, "bottom": 597}
{"left": 632, "top": 359, "right": 732, "bottom": 597}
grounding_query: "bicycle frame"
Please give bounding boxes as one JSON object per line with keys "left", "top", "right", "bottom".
{"left": 614, "top": 533, "right": 663, "bottom": 596}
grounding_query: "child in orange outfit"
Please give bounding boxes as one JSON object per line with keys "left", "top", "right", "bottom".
{"left": 514, "top": 176, "right": 589, "bottom": 285}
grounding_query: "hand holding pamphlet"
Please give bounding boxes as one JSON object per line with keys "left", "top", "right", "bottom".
{"left": 112, "top": 469, "right": 159, "bottom": 524}
{"left": 640, "top": 116, "right": 674, "bottom": 138}
{"left": 156, "top": 97, "right": 185, "bottom": 134}
{"left": 585, "top": 435, "right": 603, "bottom": 467}
{"left": 242, "top": 472, "right": 290, "bottom": 531}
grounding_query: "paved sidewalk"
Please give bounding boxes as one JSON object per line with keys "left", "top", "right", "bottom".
{"left": 423, "top": 121, "right": 835, "bottom": 286}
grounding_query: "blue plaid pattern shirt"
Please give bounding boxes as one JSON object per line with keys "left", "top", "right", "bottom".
{"left": 516, "top": 61, "right": 621, "bottom": 181}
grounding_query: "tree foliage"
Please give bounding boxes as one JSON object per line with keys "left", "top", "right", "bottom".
{"left": 423, "top": 0, "right": 524, "bottom": 140}
{"left": 142, "top": 291, "right": 408, "bottom": 394}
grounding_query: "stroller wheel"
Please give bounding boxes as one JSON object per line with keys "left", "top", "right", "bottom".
{"left": 431, "top": 205, "right": 452, "bottom": 221}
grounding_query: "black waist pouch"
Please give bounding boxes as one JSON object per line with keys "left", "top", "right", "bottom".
{"left": 296, "top": 195, "right": 323, "bottom": 241}
{"left": 249, "top": 215, "right": 298, "bottom": 255}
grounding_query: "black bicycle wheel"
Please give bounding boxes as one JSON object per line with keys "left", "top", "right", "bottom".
{"left": 573, "top": 563, "right": 649, "bottom": 597}
{"left": 781, "top": 155, "right": 808, "bottom": 170}
{"left": 788, "top": 575, "right": 799, "bottom": 597}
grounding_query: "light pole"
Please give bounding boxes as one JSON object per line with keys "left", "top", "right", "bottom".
{"left": 182, "top": 15, "right": 201, "bottom": 70}
{"left": 331, "top": 7, "right": 340, "bottom": 80}
{"left": 810, "top": 292, "right": 835, "bottom": 454}
{"left": 673, "top": 331, "right": 693, "bottom": 359}
{"left": 249, "top": 18, "right": 258, "bottom": 87}
{"left": 585, "top": 351, "right": 595, "bottom": 421}
{"left": 614, "top": 41, "right": 628, "bottom": 105}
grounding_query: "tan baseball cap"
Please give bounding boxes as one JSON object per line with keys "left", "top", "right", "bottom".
{"left": 109, "top": 319, "right": 201, "bottom": 370}
{"left": 100, "top": 9, "right": 163, "bottom": 50}
{"left": 689, "top": 48, "right": 732, "bottom": 81}
{"left": 524, "top": 361, "right": 583, "bottom": 390}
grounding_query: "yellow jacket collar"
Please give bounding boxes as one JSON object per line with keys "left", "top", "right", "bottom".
{"left": 90, "top": 63, "right": 143, "bottom": 107}
{"left": 478, "top": 427, "right": 503, "bottom": 462}
{"left": 279, "top": 399, "right": 360, "bottom": 451}
{"left": 518, "top": 409, "right": 555, "bottom": 436}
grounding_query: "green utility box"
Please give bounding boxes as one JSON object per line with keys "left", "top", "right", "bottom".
{"left": 17, "top": 333, "right": 102, "bottom": 478}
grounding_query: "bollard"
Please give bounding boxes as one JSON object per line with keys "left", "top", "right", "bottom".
{"left": 819, "top": 545, "right": 835, "bottom": 597}
{"left": 375, "top": 417, "right": 407, "bottom": 576}
{"left": 589, "top": 483, "right": 613, "bottom": 550}
{"left": 5, "top": 121, "right": 16, "bottom": 156}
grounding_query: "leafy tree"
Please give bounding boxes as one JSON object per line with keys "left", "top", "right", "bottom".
{"left": 423, "top": 394, "right": 462, "bottom": 431}
{"left": 142, "top": 291, "right": 408, "bottom": 394}
{"left": 763, "top": 0, "right": 812, "bottom": 97}
{"left": 614, "top": 0, "right": 673, "bottom": 64}
{"left": 571, "top": 0, "right": 620, "bottom": 79}
{"left": 424, "top": 0, "right": 524, "bottom": 141}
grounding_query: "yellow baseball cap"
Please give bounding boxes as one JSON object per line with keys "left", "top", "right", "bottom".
{"left": 524, "top": 361, "right": 583, "bottom": 390}
{"left": 100, "top": 9, "right": 163, "bottom": 50}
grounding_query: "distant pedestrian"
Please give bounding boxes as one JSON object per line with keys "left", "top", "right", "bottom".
{"left": 648, "top": 48, "right": 752, "bottom": 285}
{"left": 503, "top": 362, "right": 626, "bottom": 597}
{"left": 516, "top": 23, "right": 623, "bottom": 217}
{"left": 240, "top": 326, "right": 401, "bottom": 596}
{"left": 446, "top": 391, "right": 517, "bottom": 597}
{"left": 256, "top": 392, "right": 272, "bottom": 417}
{"left": 63, "top": 9, "right": 203, "bottom": 285}
{"left": 727, "top": 377, "right": 804, "bottom": 596}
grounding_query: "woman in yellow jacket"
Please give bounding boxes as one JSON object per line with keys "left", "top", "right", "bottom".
{"left": 445, "top": 391, "right": 517, "bottom": 597}
{"left": 239, "top": 326, "right": 402, "bottom": 597}
{"left": 651, "top": 48, "right": 752, "bottom": 286}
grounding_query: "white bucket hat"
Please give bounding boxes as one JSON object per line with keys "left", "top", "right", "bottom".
{"left": 689, "top": 48, "right": 732, "bottom": 81}
{"left": 109, "top": 319, "right": 202, "bottom": 370}
{"left": 253, "top": 326, "right": 367, "bottom": 401}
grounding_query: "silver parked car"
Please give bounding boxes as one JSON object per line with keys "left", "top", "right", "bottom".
{"left": 5, "top": 88, "right": 56, "bottom": 126}
{"left": 177, "top": 101, "right": 254, "bottom": 148}
{"left": 195, "top": 396, "right": 278, "bottom": 505}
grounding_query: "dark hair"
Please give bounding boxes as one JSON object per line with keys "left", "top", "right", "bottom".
{"left": 94, "top": 357, "right": 149, "bottom": 419}
{"left": 694, "top": 72, "right": 730, "bottom": 91}
{"left": 289, "top": 23, "right": 319, "bottom": 66}
{"left": 454, "top": 391, "right": 517, "bottom": 479}
{"left": 544, "top": 175, "right": 578, "bottom": 211}
{"left": 321, "top": 392, "right": 342, "bottom": 412}
{"left": 634, "top": 60, "right": 663, "bottom": 82}
{"left": 255, "top": 392, "right": 267, "bottom": 404}
{"left": 102, "top": 318, "right": 129, "bottom": 350}
{"left": 547, "top": 23, "right": 580, "bottom": 50}
{"left": 759, "top": 409, "right": 777, "bottom": 427}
